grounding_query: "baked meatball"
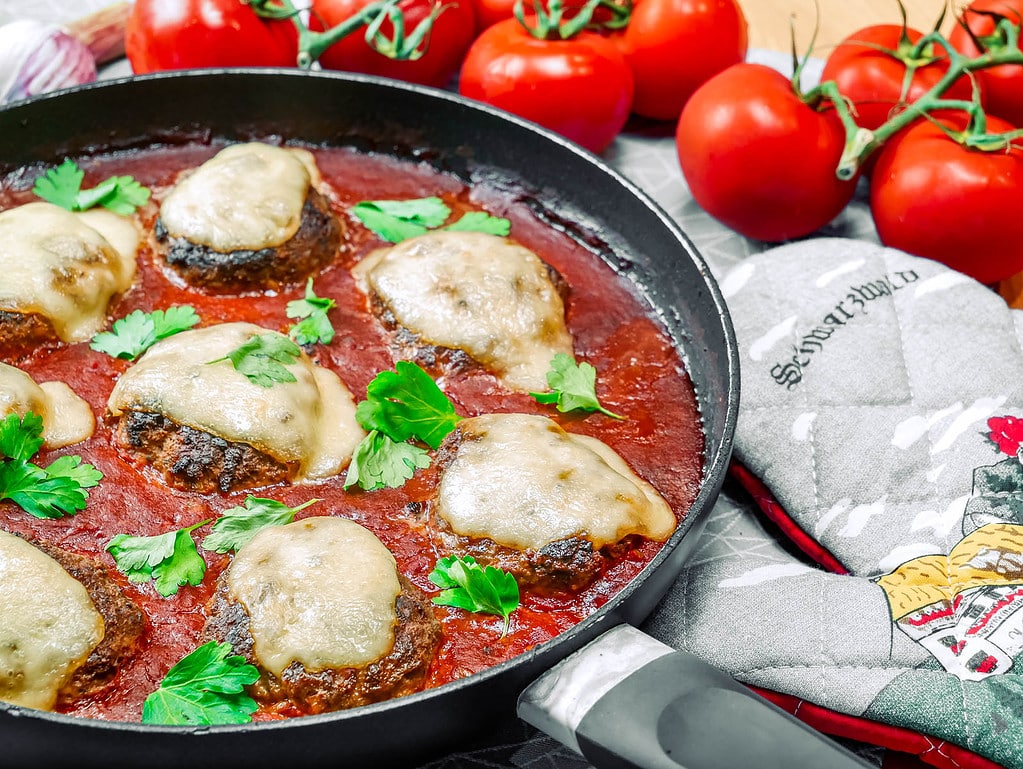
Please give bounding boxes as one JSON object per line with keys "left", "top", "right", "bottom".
{"left": 106, "top": 322, "right": 364, "bottom": 493}
{"left": 0, "top": 202, "right": 138, "bottom": 358}
{"left": 0, "top": 531, "right": 145, "bottom": 710}
{"left": 432, "top": 413, "right": 676, "bottom": 594}
{"left": 352, "top": 230, "right": 573, "bottom": 392}
{"left": 203, "top": 517, "right": 441, "bottom": 713}
{"left": 153, "top": 143, "right": 342, "bottom": 293}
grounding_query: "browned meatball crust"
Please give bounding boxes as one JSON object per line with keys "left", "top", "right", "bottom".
{"left": 153, "top": 188, "right": 342, "bottom": 293}
{"left": 203, "top": 574, "right": 441, "bottom": 714}
{"left": 0, "top": 309, "right": 58, "bottom": 359}
{"left": 30, "top": 539, "right": 146, "bottom": 704}
{"left": 112, "top": 410, "right": 296, "bottom": 493}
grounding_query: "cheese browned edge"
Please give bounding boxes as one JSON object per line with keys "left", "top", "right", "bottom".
{"left": 352, "top": 230, "right": 574, "bottom": 392}
{"left": 0, "top": 362, "right": 95, "bottom": 448}
{"left": 437, "top": 413, "right": 676, "bottom": 550}
{"left": 0, "top": 530, "right": 104, "bottom": 711}
{"left": 227, "top": 517, "right": 401, "bottom": 676}
{"left": 0, "top": 202, "right": 138, "bottom": 342}
{"left": 106, "top": 322, "right": 364, "bottom": 481}
{"left": 158, "top": 143, "right": 323, "bottom": 253}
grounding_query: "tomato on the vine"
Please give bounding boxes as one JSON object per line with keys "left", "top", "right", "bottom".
{"left": 949, "top": 0, "right": 1023, "bottom": 127}
{"left": 676, "top": 63, "right": 859, "bottom": 242}
{"left": 820, "top": 24, "right": 974, "bottom": 132}
{"left": 470, "top": 0, "right": 518, "bottom": 32}
{"left": 125, "top": 0, "right": 299, "bottom": 74}
{"left": 310, "top": 0, "right": 476, "bottom": 87}
{"left": 869, "top": 112, "right": 1023, "bottom": 285}
{"left": 614, "top": 0, "right": 747, "bottom": 122}
{"left": 458, "top": 18, "right": 634, "bottom": 153}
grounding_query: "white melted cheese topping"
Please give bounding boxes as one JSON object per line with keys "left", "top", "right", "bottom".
{"left": 0, "top": 202, "right": 138, "bottom": 342}
{"left": 0, "top": 362, "right": 94, "bottom": 448}
{"left": 228, "top": 517, "right": 401, "bottom": 676}
{"left": 437, "top": 413, "right": 676, "bottom": 550}
{"left": 0, "top": 531, "right": 104, "bottom": 711}
{"left": 159, "top": 143, "right": 320, "bottom": 252}
{"left": 353, "top": 231, "right": 574, "bottom": 392}
{"left": 107, "top": 322, "right": 364, "bottom": 480}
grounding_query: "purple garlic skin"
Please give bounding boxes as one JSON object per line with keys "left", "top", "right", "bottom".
{"left": 0, "top": 20, "right": 97, "bottom": 104}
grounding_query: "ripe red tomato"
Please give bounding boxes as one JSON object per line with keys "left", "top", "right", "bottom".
{"left": 821, "top": 24, "right": 975, "bottom": 132}
{"left": 458, "top": 18, "right": 634, "bottom": 154}
{"left": 125, "top": 0, "right": 299, "bottom": 74}
{"left": 869, "top": 112, "right": 1023, "bottom": 285}
{"left": 615, "top": 0, "right": 747, "bottom": 122}
{"left": 310, "top": 0, "right": 476, "bottom": 87}
{"left": 949, "top": 0, "right": 1023, "bottom": 127}
{"left": 470, "top": 0, "right": 517, "bottom": 33}
{"left": 676, "top": 63, "right": 859, "bottom": 242}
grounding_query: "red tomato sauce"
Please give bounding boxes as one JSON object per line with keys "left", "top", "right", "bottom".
{"left": 0, "top": 140, "right": 704, "bottom": 722}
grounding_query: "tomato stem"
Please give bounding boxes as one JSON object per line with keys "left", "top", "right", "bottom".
{"left": 246, "top": 0, "right": 445, "bottom": 67}
{"left": 829, "top": 17, "right": 1023, "bottom": 178}
{"left": 514, "top": 0, "right": 630, "bottom": 40}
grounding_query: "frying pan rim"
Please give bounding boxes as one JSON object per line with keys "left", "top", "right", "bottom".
{"left": 0, "top": 67, "right": 740, "bottom": 737}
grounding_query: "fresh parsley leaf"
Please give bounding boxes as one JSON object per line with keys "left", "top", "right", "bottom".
{"left": 32, "top": 159, "right": 151, "bottom": 215}
{"left": 45, "top": 455, "right": 103, "bottom": 489}
{"left": 444, "top": 211, "right": 511, "bottom": 236}
{"left": 107, "top": 521, "right": 209, "bottom": 597}
{"left": 0, "top": 460, "right": 87, "bottom": 519}
{"left": 352, "top": 197, "right": 451, "bottom": 243}
{"left": 91, "top": 305, "right": 200, "bottom": 360}
{"left": 0, "top": 412, "right": 45, "bottom": 461}
{"left": 344, "top": 430, "right": 431, "bottom": 491}
{"left": 428, "top": 555, "right": 520, "bottom": 636}
{"left": 356, "top": 361, "right": 461, "bottom": 450}
{"left": 141, "top": 641, "right": 259, "bottom": 726}
{"left": 530, "top": 353, "right": 625, "bottom": 419}
{"left": 207, "top": 332, "right": 302, "bottom": 388}
{"left": 202, "top": 496, "right": 319, "bottom": 553}
{"left": 0, "top": 413, "right": 102, "bottom": 519}
{"left": 286, "top": 279, "right": 337, "bottom": 346}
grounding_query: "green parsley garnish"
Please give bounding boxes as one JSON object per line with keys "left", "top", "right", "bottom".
{"left": 141, "top": 641, "right": 259, "bottom": 726}
{"left": 201, "top": 496, "right": 319, "bottom": 553}
{"left": 33, "top": 158, "right": 150, "bottom": 215}
{"left": 287, "top": 278, "right": 337, "bottom": 346}
{"left": 107, "top": 520, "right": 209, "bottom": 597}
{"left": 0, "top": 412, "right": 102, "bottom": 519}
{"left": 428, "top": 555, "right": 520, "bottom": 637}
{"left": 91, "top": 306, "right": 200, "bottom": 361}
{"left": 344, "top": 429, "right": 431, "bottom": 491}
{"left": 206, "top": 332, "right": 302, "bottom": 388}
{"left": 530, "top": 353, "right": 624, "bottom": 420}
{"left": 352, "top": 196, "right": 510, "bottom": 243}
{"left": 344, "top": 362, "right": 461, "bottom": 492}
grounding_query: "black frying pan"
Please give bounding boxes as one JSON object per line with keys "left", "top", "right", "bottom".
{"left": 0, "top": 70, "right": 861, "bottom": 769}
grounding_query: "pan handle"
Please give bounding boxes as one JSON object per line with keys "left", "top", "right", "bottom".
{"left": 517, "top": 624, "right": 873, "bottom": 769}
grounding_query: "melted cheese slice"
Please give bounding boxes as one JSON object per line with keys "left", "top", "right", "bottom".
{"left": 228, "top": 517, "right": 401, "bottom": 676}
{"left": 0, "top": 363, "right": 94, "bottom": 448}
{"left": 159, "top": 143, "right": 320, "bottom": 252}
{"left": 0, "top": 202, "right": 138, "bottom": 342}
{"left": 107, "top": 322, "right": 363, "bottom": 480}
{"left": 353, "top": 231, "right": 574, "bottom": 392}
{"left": 0, "top": 531, "right": 104, "bottom": 711}
{"left": 437, "top": 413, "right": 676, "bottom": 550}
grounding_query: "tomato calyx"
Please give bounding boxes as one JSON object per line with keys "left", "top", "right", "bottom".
{"left": 245, "top": 0, "right": 448, "bottom": 66}
{"left": 928, "top": 105, "right": 1023, "bottom": 152}
{"left": 513, "top": 0, "right": 630, "bottom": 41}
{"left": 956, "top": 5, "right": 1023, "bottom": 54}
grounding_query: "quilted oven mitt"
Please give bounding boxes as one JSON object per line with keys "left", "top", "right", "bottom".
{"left": 643, "top": 237, "right": 1023, "bottom": 769}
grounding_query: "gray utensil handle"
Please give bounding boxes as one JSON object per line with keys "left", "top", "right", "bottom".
{"left": 518, "top": 625, "right": 872, "bottom": 769}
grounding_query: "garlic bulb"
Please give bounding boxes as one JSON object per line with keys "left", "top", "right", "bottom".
{"left": 0, "top": 19, "right": 97, "bottom": 105}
